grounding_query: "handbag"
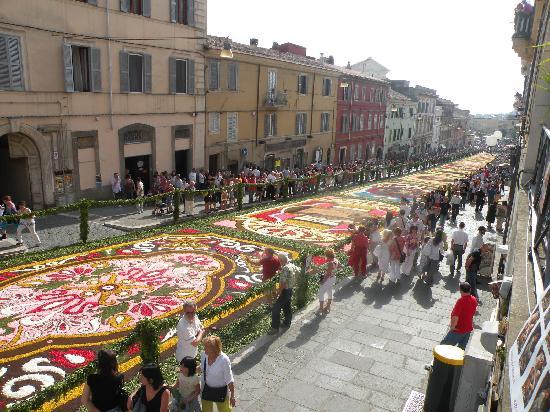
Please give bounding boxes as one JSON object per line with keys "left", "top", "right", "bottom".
{"left": 132, "top": 386, "right": 147, "bottom": 412}
{"left": 202, "top": 358, "right": 228, "bottom": 403}
{"left": 395, "top": 239, "right": 406, "bottom": 263}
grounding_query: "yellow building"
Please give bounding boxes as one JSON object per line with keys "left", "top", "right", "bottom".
{"left": 0, "top": 0, "right": 206, "bottom": 207}
{"left": 205, "top": 37, "right": 339, "bottom": 173}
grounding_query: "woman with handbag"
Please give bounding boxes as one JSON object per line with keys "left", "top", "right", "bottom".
{"left": 81, "top": 349, "right": 127, "bottom": 412}
{"left": 201, "top": 335, "right": 236, "bottom": 412}
{"left": 388, "top": 227, "right": 405, "bottom": 284}
{"left": 128, "top": 364, "right": 170, "bottom": 412}
{"left": 421, "top": 231, "right": 445, "bottom": 285}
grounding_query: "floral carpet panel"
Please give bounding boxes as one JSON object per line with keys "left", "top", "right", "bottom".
{"left": 214, "top": 154, "right": 495, "bottom": 245}
{"left": 0, "top": 231, "right": 297, "bottom": 408}
{"left": 344, "top": 153, "right": 495, "bottom": 203}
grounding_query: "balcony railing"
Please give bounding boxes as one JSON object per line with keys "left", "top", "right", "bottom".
{"left": 263, "top": 90, "right": 288, "bottom": 108}
{"left": 513, "top": 10, "right": 533, "bottom": 39}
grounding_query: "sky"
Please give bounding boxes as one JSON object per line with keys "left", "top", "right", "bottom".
{"left": 207, "top": 0, "right": 525, "bottom": 115}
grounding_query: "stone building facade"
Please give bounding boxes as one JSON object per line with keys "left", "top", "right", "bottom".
{"left": 383, "top": 89, "right": 416, "bottom": 160}
{"left": 0, "top": 0, "right": 206, "bottom": 207}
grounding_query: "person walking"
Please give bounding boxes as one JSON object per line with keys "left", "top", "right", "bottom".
{"left": 470, "top": 226, "right": 486, "bottom": 252}
{"left": 496, "top": 201, "right": 508, "bottom": 232}
{"left": 200, "top": 336, "right": 236, "bottom": 412}
{"left": 486, "top": 200, "right": 497, "bottom": 230}
{"left": 421, "top": 231, "right": 444, "bottom": 285}
{"left": 170, "top": 357, "right": 201, "bottom": 412}
{"left": 269, "top": 254, "right": 299, "bottom": 334}
{"left": 450, "top": 191, "right": 461, "bottom": 224}
{"left": 0, "top": 195, "right": 17, "bottom": 240}
{"left": 136, "top": 177, "right": 145, "bottom": 214}
{"left": 464, "top": 245, "right": 488, "bottom": 303}
{"left": 15, "top": 201, "right": 41, "bottom": 247}
{"left": 438, "top": 197, "right": 450, "bottom": 228}
{"left": 388, "top": 227, "right": 405, "bottom": 284}
{"left": 259, "top": 248, "right": 281, "bottom": 307}
{"left": 317, "top": 249, "right": 339, "bottom": 315}
{"left": 81, "top": 349, "right": 126, "bottom": 412}
{"left": 175, "top": 301, "right": 204, "bottom": 363}
{"left": 123, "top": 174, "right": 136, "bottom": 199}
{"left": 402, "top": 226, "right": 419, "bottom": 276}
{"left": 390, "top": 209, "right": 408, "bottom": 231}
{"left": 374, "top": 230, "right": 392, "bottom": 283}
{"left": 450, "top": 222, "right": 469, "bottom": 276}
{"left": 475, "top": 186, "right": 485, "bottom": 212}
{"left": 439, "top": 282, "right": 477, "bottom": 350}
{"left": 349, "top": 226, "right": 369, "bottom": 277}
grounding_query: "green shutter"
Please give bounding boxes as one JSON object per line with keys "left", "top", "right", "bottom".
{"left": 143, "top": 53, "right": 152, "bottom": 93}
{"left": 142, "top": 0, "right": 151, "bottom": 17}
{"left": 187, "top": 59, "right": 195, "bottom": 95}
{"left": 187, "top": 0, "right": 195, "bottom": 26}
{"left": 169, "top": 57, "right": 176, "bottom": 94}
{"left": 63, "top": 43, "right": 74, "bottom": 92}
{"left": 119, "top": 51, "right": 129, "bottom": 93}
{"left": 90, "top": 47, "right": 101, "bottom": 92}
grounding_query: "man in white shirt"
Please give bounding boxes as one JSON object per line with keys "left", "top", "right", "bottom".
{"left": 391, "top": 210, "right": 408, "bottom": 231}
{"left": 470, "top": 226, "right": 486, "bottom": 253}
{"left": 110, "top": 173, "right": 121, "bottom": 199}
{"left": 450, "top": 222, "right": 469, "bottom": 275}
{"left": 188, "top": 168, "right": 197, "bottom": 183}
{"left": 176, "top": 300, "right": 204, "bottom": 362}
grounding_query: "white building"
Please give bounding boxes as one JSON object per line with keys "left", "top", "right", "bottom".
{"left": 383, "top": 89, "right": 417, "bottom": 160}
{"left": 351, "top": 58, "right": 390, "bottom": 80}
{"left": 432, "top": 106, "right": 442, "bottom": 151}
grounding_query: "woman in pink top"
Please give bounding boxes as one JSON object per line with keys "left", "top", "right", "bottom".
{"left": 1, "top": 195, "right": 17, "bottom": 240}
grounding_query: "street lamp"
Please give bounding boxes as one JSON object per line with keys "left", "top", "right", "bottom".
{"left": 220, "top": 39, "right": 234, "bottom": 59}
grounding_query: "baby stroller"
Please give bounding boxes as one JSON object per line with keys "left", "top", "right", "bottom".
{"left": 152, "top": 199, "right": 167, "bottom": 215}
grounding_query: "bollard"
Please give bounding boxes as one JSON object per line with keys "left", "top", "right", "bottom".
{"left": 424, "top": 345, "right": 464, "bottom": 412}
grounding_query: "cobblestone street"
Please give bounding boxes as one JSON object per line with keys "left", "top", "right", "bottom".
{"left": 231, "top": 198, "right": 501, "bottom": 412}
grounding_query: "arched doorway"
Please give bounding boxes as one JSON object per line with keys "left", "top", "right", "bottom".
{"left": 0, "top": 121, "right": 54, "bottom": 209}
{"left": 118, "top": 124, "right": 156, "bottom": 194}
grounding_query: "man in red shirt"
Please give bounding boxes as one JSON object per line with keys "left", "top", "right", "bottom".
{"left": 440, "top": 282, "right": 478, "bottom": 350}
{"left": 259, "top": 248, "right": 281, "bottom": 306}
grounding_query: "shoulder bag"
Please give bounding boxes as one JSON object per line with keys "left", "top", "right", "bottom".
{"left": 395, "top": 239, "right": 406, "bottom": 263}
{"left": 132, "top": 386, "right": 146, "bottom": 412}
{"left": 202, "top": 357, "right": 228, "bottom": 403}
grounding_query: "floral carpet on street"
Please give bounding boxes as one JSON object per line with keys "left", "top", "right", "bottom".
{"left": 215, "top": 153, "right": 495, "bottom": 245}
{"left": 0, "top": 153, "right": 494, "bottom": 409}
{"left": 0, "top": 231, "right": 297, "bottom": 408}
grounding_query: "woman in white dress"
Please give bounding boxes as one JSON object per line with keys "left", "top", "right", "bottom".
{"left": 374, "top": 230, "right": 392, "bottom": 283}
{"left": 317, "top": 249, "right": 339, "bottom": 315}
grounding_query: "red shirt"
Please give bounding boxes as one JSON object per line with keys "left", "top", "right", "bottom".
{"left": 451, "top": 295, "right": 478, "bottom": 334}
{"left": 389, "top": 236, "right": 405, "bottom": 260}
{"left": 351, "top": 233, "right": 369, "bottom": 250}
{"left": 260, "top": 255, "right": 281, "bottom": 281}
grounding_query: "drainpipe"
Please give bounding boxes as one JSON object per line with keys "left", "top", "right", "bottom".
{"left": 106, "top": 3, "right": 114, "bottom": 130}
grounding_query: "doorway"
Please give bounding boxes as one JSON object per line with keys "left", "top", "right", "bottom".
{"left": 264, "top": 154, "right": 275, "bottom": 172}
{"left": 175, "top": 150, "right": 189, "bottom": 178}
{"left": 339, "top": 147, "right": 346, "bottom": 165}
{"left": 0, "top": 135, "right": 32, "bottom": 207}
{"left": 208, "top": 154, "right": 219, "bottom": 173}
{"left": 125, "top": 155, "right": 151, "bottom": 194}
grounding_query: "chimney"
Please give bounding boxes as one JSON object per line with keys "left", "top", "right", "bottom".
{"left": 327, "top": 55, "right": 335, "bottom": 65}
{"left": 272, "top": 42, "right": 279, "bottom": 50}
{"left": 250, "top": 38, "right": 258, "bottom": 47}
{"left": 320, "top": 52, "right": 325, "bottom": 63}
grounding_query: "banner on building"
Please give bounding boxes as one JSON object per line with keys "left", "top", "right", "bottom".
{"left": 508, "top": 283, "right": 550, "bottom": 411}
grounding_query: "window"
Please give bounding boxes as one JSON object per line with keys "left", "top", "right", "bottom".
{"left": 227, "top": 112, "right": 238, "bottom": 142}
{"left": 120, "top": 0, "right": 150, "bottom": 17}
{"left": 362, "top": 86, "right": 367, "bottom": 101}
{"left": 342, "top": 85, "right": 351, "bottom": 101}
{"left": 321, "top": 113, "right": 330, "bottom": 132}
{"left": 360, "top": 114, "right": 365, "bottom": 131}
{"left": 120, "top": 51, "right": 151, "bottom": 93}
{"left": 373, "top": 114, "right": 378, "bottom": 130}
{"left": 341, "top": 114, "right": 349, "bottom": 133}
{"left": 209, "top": 59, "right": 220, "bottom": 90}
{"left": 129, "top": 54, "right": 143, "bottom": 92}
{"left": 409, "top": 107, "right": 414, "bottom": 117}
{"left": 209, "top": 112, "right": 220, "bottom": 134}
{"left": 298, "top": 74, "right": 307, "bottom": 95}
{"left": 169, "top": 57, "right": 194, "bottom": 95}
{"left": 63, "top": 44, "right": 102, "bottom": 93}
{"left": 0, "top": 34, "right": 24, "bottom": 91}
{"left": 353, "top": 84, "right": 359, "bottom": 100}
{"left": 171, "top": 0, "right": 195, "bottom": 26}
{"left": 367, "top": 113, "right": 372, "bottom": 130}
{"left": 296, "top": 113, "right": 307, "bottom": 135}
{"left": 265, "top": 113, "right": 277, "bottom": 137}
{"left": 268, "top": 69, "right": 277, "bottom": 96}
{"left": 322, "top": 78, "right": 332, "bottom": 96}
{"left": 228, "top": 62, "right": 238, "bottom": 91}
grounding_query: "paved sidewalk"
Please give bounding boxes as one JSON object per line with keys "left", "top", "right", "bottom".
{"left": 231, "top": 201, "right": 500, "bottom": 412}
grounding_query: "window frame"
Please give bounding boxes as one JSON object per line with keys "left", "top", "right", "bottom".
{"left": 209, "top": 112, "right": 220, "bottom": 134}
{"left": 174, "top": 58, "right": 188, "bottom": 94}
{"left": 320, "top": 112, "right": 330, "bottom": 133}
{"left": 296, "top": 112, "right": 307, "bottom": 135}
{"left": 298, "top": 73, "right": 307, "bottom": 95}
{"left": 128, "top": 53, "right": 144, "bottom": 93}
{"left": 208, "top": 59, "right": 220, "bottom": 91}
{"left": 322, "top": 78, "right": 332, "bottom": 97}
{"left": 0, "top": 33, "right": 25, "bottom": 91}
{"left": 227, "top": 112, "right": 238, "bottom": 142}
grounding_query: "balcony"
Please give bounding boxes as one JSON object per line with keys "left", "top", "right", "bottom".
{"left": 263, "top": 91, "right": 288, "bottom": 108}
{"left": 512, "top": 4, "right": 534, "bottom": 61}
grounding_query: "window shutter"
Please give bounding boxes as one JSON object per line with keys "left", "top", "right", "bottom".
{"left": 119, "top": 51, "right": 129, "bottom": 93}
{"left": 187, "top": 0, "right": 195, "bottom": 26}
{"left": 273, "top": 114, "right": 278, "bottom": 136}
{"left": 87, "top": 0, "right": 98, "bottom": 5}
{"left": 170, "top": 0, "right": 177, "bottom": 22}
{"left": 63, "top": 43, "right": 74, "bottom": 93}
{"left": 169, "top": 57, "right": 176, "bottom": 94}
{"left": 142, "top": 0, "right": 151, "bottom": 17}
{"left": 7, "top": 36, "right": 23, "bottom": 90}
{"left": 295, "top": 114, "right": 300, "bottom": 135}
{"left": 120, "top": 0, "right": 130, "bottom": 12}
{"left": 209, "top": 60, "right": 219, "bottom": 90}
{"left": 187, "top": 59, "right": 195, "bottom": 95}
{"left": 0, "top": 36, "right": 9, "bottom": 90}
{"left": 90, "top": 47, "right": 101, "bottom": 92}
{"left": 228, "top": 62, "right": 238, "bottom": 91}
{"left": 143, "top": 53, "right": 152, "bottom": 93}
{"left": 264, "top": 114, "right": 269, "bottom": 137}
{"left": 297, "top": 75, "right": 301, "bottom": 93}
{"left": 304, "top": 75, "right": 308, "bottom": 94}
